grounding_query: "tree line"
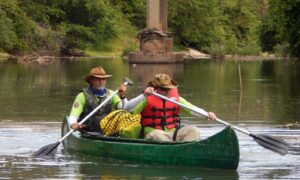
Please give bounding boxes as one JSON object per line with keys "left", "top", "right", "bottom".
{"left": 0, "top": 0, "right": 299, "bottom": 58}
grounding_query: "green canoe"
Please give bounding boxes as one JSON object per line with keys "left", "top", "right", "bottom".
{"left": 61, "top": 117, "right": 240, "bottom": 170}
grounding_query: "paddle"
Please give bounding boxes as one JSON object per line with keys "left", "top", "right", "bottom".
{"left": 33, "top": 77, "right": 133, "bottom": 158}
{"left": 152, "top": 92, "right": 290, "bottom": 155}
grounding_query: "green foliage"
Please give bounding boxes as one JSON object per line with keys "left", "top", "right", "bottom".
{"left": 62, "top": 23, "right": 95, "bottom": 50}
{"left": 0, "top": 0, "right": 298, "bottom": 57}
{"left": 110, "top": 0, "right": 146, "bottom": 28}
{"left": 0, "top": 0, "right": 38, "bottom": 53}
{"left": 168, "top": 0, "right": 262, "bottom": 55}
{"left": 217, "top": 0, "right": 262, "bottom": 55}
{"left": 0, "top": 8, "right": 17, "bottom": 51}
{"left": 19, "top": 0, "right": 121, "bottom": 53}
{"left": 260, "top": 0, "right": 300, "bottom": 58}
{"left": 274, "top": 43, "right": 290, "bottom": 57}
{"left": 169, "top": 0, "right": 223, "bottom": 50}
{"left": 19, "top": 0, "right": 66, "bottom": 26}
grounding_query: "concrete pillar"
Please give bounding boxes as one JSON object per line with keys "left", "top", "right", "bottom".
{"left": 147, "top": 0, "right": 167, "bottom": 32}
{"left": 128, "top": 0, "right": 184, "bottom": 63}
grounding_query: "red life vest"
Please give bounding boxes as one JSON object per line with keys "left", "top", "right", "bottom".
{"left": 141, "top": 88, "right": 180, "bottom": 130}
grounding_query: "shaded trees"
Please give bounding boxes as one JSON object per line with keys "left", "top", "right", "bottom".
{"left": 260, "top": 0, "right": 300, "bottom": 58}
{"left": 110, "top": 0, "right": 146, "bottom": 29}
{"left": 20, "top": 0, "right": 122, "bottom": 54}
{"left": 0, "top": 0, "right": 38, "bottom": 54}
{"left": 168, "top": 0, "right": 262, "bottom": 55}
{"left": 0, "top": 0, "right": 299, "bottom": 58}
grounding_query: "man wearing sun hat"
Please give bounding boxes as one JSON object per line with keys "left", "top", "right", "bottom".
{"left": 68, "top": 66, "right": 128, "bottom": 132}
{"left": 124, "top": 73, "right": 217, "bottom": 141}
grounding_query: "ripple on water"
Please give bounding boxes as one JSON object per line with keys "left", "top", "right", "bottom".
{"left": 0, "top": 121, "right": 299, "bottom": 179}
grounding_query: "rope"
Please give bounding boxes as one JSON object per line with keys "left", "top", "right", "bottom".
{"left": 100, "top": 110, "right": 141, "bottom": 136}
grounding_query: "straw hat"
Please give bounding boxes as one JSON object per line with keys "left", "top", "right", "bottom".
{"left": 148, "top": 74, "right": 178, "bottom": 89}
{"left": 83, "top": 67, "right": 112, "bottom": 82}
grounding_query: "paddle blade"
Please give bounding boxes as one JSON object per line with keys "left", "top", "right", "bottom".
{"left": 33, "top": 141, "right": 60, "bottom": 158}
{"left": 251, "top": 134, "right": 290, "bottom": 155}
{"left": 124, "top": 77, "right": 133, "bottom": 85}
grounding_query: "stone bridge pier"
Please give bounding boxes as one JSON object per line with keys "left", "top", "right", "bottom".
{"left": 128, "top": 0, "right": 184, "bottom": 63}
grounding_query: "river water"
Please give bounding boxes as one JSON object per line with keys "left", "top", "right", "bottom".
{"left": 0, "top": 58, "right": 299, "bottom": 179}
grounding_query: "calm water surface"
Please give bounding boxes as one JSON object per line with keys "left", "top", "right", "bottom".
{"left": 0, "top": 58, "right": 299, "bottom": 179}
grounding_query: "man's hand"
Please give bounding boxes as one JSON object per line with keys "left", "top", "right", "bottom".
{"left": 70, "top": 122, "right": 81, "bottom": 130}
{"left": 144, "top": 87, "right": 155, "bottom": 96}
{"left": 118, "top": 84, "right": 127, "bottom": 98}
{"left": 207, "top": 112, "right": 217, "bottom": 121}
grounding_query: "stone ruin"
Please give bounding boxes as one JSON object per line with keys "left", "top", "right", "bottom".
{"left": 128, "top": 0, "right": 184, "bottom": 63}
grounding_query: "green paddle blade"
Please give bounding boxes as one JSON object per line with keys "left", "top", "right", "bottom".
{"left": 33, "top": 141, "right": 60, "bottom": 158}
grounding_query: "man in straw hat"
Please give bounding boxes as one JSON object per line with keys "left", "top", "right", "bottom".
{"left": 68, "top": 66, "right": 129, "bottom": 132}
{"left": 123, "top": 73, "right": 217, "bottom": 141}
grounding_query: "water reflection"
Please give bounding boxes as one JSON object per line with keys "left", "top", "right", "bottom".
{"left": 1, "top": 58, "right": 299, "bottom": 124}
{"left": 0, "top": 122, "right": 299, "bottom": 179}
{"left": 68, "top": 153, "right": 239, "bottom": 179}
{"left": 128, "top": 63, "right": 184, "bottom": 90}
{"left": 0, "top": 154, "right": 239, "bottom": 179}
{"left": 0, "top": 58, "right": 299, "bottom": 179}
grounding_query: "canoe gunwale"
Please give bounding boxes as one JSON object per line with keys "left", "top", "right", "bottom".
{"left": 61, "top": 117, "right": 240, "bottom": 169}
{"left": 80, "top": 131, "right": 196, "bottom": 145}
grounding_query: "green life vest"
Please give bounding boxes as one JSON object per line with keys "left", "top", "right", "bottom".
{"left": 79, "top": 88, "right": 112, "bottom": 132}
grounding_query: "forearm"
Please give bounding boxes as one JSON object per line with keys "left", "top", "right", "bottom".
{"left": 67, "top": 115, "right": 78, "bottom": 127}
{"left": 190, "top": 107, "right": 206, "bottom": 118}
{"left": 116, "top": 97, "right": 127, "bottom": 110}
{"left": 123, "top": 94, "right": 145, "bottom": 112}
{"left": 179, "top": 97, "right": 206, "bottom": 118}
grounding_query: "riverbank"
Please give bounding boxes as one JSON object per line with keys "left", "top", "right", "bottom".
{"left": 182, "top": 49, "right": 284, "bottom": 61}
{"left": 0, "top": 52, "right": 15, "bottom": 61}
{"left": 1, "top": 49, "right": 286, "bottom": 63}
{"left": 222, "top": 53, "right": 284, "bottom": 61}
{"left": 0, "top": 48, "right": 124, "bottom": 63}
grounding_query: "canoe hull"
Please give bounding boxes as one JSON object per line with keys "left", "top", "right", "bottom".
{"left": 62, "top": 118, "right": 239, "bottom": 169}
